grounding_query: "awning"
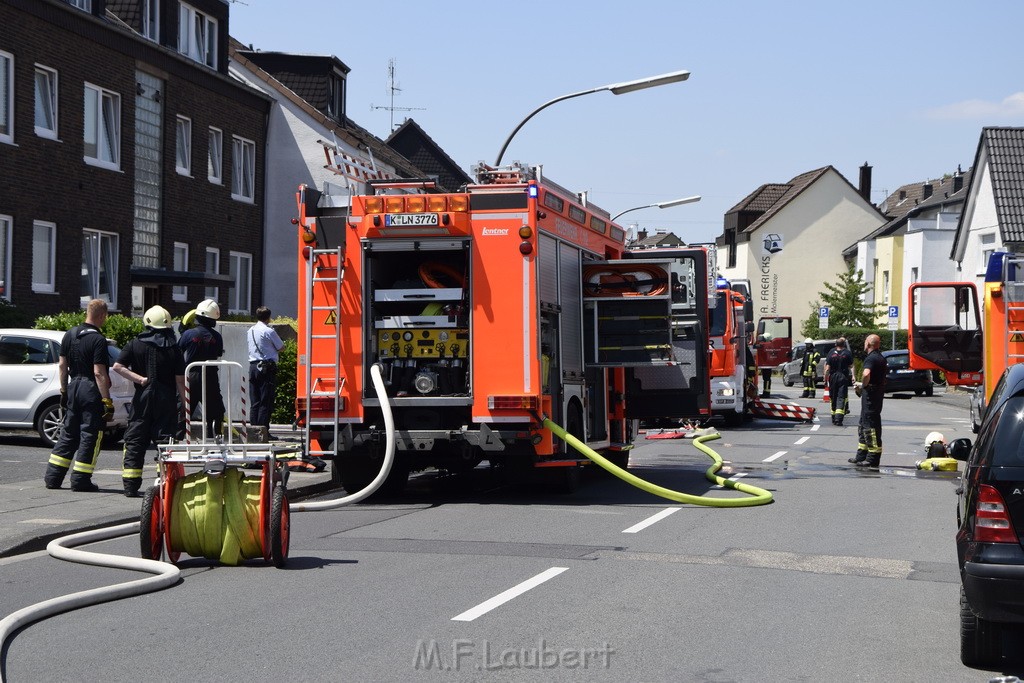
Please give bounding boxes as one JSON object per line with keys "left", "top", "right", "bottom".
{"left": 129, "top": 267, "right": 235, "bottom": 286}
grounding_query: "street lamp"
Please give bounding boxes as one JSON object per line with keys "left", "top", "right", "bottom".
{"left": 493, "top": 70, "right": 691, "bottom": 166}
{"left": 611, "top": 195, "right": 702, "bottom": 222}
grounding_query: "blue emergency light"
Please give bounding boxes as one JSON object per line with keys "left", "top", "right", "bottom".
{"left": 527, "top": 185, "right": 539, "bottom": 199}
{"left": 716, "top": 276, "right": 730, "bottom": 290}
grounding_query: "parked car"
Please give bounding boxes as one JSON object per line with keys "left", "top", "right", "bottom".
{"left": 969, "top": 384, "right": 986, "bottom": 433}
{"left": 881, "top": 349, "right": 932, "bottom": 396}
{"left": 948, "top": 363, "right": 1024, "bottom": 666}
{"left": 780, "top": 339, "right": 835, "bottom": 387}
{"left": 0, "top": 329, "right": 133, "bottom": 447}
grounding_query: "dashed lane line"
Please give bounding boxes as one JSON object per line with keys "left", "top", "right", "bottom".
{"left": 451, "top": 567, "right": 569, "bottom": 622}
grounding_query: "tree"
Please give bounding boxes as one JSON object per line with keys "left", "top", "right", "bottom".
{"left": 801, "top": 264, "right": 880, "bottom": 337}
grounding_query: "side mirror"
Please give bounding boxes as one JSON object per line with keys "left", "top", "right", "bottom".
{"left": 948, "top": 437, "right": 973, "bottom": 461}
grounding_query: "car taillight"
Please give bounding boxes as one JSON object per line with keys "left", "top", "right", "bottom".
{"left": 974, "top": 484, "right": 1019, "bottom": 543}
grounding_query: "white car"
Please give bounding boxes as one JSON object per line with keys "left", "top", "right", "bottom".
{"left": 0, "top": 328, "right": 133, "bottom": 447}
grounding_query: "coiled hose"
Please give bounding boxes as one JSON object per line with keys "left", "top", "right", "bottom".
{"left": 544, "top": 418, "right": 773, "bottom": 507}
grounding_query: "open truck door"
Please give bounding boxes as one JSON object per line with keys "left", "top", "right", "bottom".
{"left": 583, "top": 250, "right": 711, "bottom": 421}
{"left": 754, "top": 316, "right": 791, "bottom": 367}
{"left": 908, "top": 282, "right": 982, "bottom": 386}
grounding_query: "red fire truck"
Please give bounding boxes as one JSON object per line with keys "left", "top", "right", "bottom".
{"left": 294, "top": 163, "right": 712, "bottom": 493}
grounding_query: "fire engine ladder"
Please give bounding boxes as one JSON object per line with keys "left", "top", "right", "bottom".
{"left": 1003, "top": 254, "right": 1024, "bottom": 365}
{"left": 304, "top": 246, "right": 345, "bottom": 461}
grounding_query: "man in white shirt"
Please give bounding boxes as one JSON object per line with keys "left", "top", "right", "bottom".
{"left": 247, "top": 306, "right": 284, "bottom": 429}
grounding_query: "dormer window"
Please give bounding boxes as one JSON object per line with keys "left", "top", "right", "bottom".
{"left": 178, "top": 2, "right": 217, "bottom": 69}
{"left": 66, "top": 0, "right": 92, "bottom": 11}
{"left": 142, "top": 0, "right": 160, "bottom": 41}
{"left": 327, "top": 72, "right": 345, "bottom": 121}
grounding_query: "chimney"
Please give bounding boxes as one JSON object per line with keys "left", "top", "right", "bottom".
{"left": 637, "top": 228, "right": 648, "bottom": 241}
{"left": 953, "top": 173, "right": 964, "bottom": 194}
{"left": 858, "top": 162, "right": 872, "bottom": 203}
{"left": 922, "top": 183, "right": 933, "bottom": 199}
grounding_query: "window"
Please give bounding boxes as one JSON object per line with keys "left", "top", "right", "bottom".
{"left": 231, "top": 135, "right": 255, "bottom": 202}
{"left": 142, "top": 0, "right": 159, "bottom": 41}
{"left": 327, "top": 72, "right": 345, "bottom": 120}
{"left": 881, "top": 270, "right": 890, "bottom": 305}
{"left": 0, "top": 215, "right": 10, "bottom": 299}
{"left": 66, "top": 0, "right": 92, "bottom": 10}
{"left": 208, "top": 127, "right": 222, "bottom": 184}
{"left": 81, "top": 229, "right": 118, "bottom": 308}
{"left": 228, "top": 251, "right": 251, "bottom": 314}
{"left": 911, "top": 267, "right": 919, "bottom": 285}
{"left": 32, "top": 221, "right": 56, "bottom": 293}
{"left": 205, "top": 247, "right": 219, "bottom": 300}
{"left": 0, "top": 335, "right": 56, "bottom": 365}
{"left": 173, "top": 242, "right": 189, "bottom": 301}
{"left": 34, "top": 65, "right": 58, "bottom": 139}
{"left": 178, "top": 3, "right": 218, "bottom": 69}
{"left": 83, "top": 83, "right": 120, "bottom": 169}
{"left": 176, "top": 115, "right": 191, "bottom": 175}
{"left": 980, "top": 233, "right": 996, "bottom": 274}
{"left": 0, "top": 50, "right": 12, "bottom": 144}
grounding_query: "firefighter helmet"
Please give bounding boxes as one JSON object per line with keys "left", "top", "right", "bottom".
{"left": 143, "top": 306, "right": 172, "bottom": 329}
{"left": 804, "top": 338, "right": 814, "bottom": 346}
{"left": 925, "top": 431, "right": 946, "bottom": 446}
{"left": 196, "top": 299, "right": 221, "bottom": 320}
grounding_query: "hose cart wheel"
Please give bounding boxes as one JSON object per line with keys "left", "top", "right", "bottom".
{"left": 162, "top": 464, "right": 183, "bottom": 563}
{"left": 140, "top": 486, "right": 163, "bottom": 561}
{"left": 269, "top": 483, "right": 290, "bottom": 568}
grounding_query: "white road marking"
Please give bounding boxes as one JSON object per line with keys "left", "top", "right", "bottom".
{"left": 811, "top": 424, "right": 820, "bottom": 431}
{"left": 715, "top": 472, "right": 748, "bottom": 488}
{"left": 0, "top": 550, "right": 48, "bottom": 566}
{"left": 794, "top": 436, "right": 810, "bottom": 445}
{"left": 19, "top": 518, "right": 77, "bottom": 525}
{"left": 452, "top": 567, "right": 569, "bottom": 622}
{"left": 622, "top": 507, "right": 681, "bottom": 534}
{"left": 763, "top": 451, "right": 787, "bottom": 463}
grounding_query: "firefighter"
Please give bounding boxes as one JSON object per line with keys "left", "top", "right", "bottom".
{"left": 112, "top": 306, "right": 187, "bottom": 497}
{"left": 43, "top": 299, "right": 114, "bottom": 492}
{"left": 757, "top": 333, "right": 773, "bottom": 398}
{"left": 852, "top": 334, "right": 886, "bottom": 468}
{"left": 178, "top": 298, "right": 225, "bottom": 437}
{"left": 800, "top": 339, "right": 821, "bottom": 399}
{"left": 825, "top": 337, "right": 854, "bottom": 426}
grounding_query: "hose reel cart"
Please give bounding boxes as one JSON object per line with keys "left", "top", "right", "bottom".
{"left": 139, "top": 361, "right": 299, "bottom": 568}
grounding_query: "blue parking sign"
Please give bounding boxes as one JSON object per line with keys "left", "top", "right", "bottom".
{"left": 888, "top": 306, "right": 899, "bottom": 318}
{"left": 819, "top": 306, "right": 829, "bottom": 318}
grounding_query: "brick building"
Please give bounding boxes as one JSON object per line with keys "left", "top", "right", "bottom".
{"left": 0, "top": 0, "right": 270, "bottom": 318}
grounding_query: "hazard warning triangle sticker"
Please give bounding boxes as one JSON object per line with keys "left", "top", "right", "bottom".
{"left": 1011, "top": 332, "right": 1024, "bottom": 342}
{"left": 324, "top": 310, "right": 337, "bottom": 325}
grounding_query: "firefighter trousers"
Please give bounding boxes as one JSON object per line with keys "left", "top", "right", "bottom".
{"left": 857, "top": 395, "right": 884, "bottom": 461}
{"left": 829, "top": 373, "right": 850, "bottom": 421}
{"left": 122, "top": 383, "right": 178, "bottom": 493}
{"left": 45, "top": 377, "right": 104, "bottom": 488}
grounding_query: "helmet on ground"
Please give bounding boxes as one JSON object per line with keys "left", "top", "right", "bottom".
{"left": 143, "top": 305, "right": 172, "bottom": 329}
{"left": 925, "top": 431, "right": 946, "bottom": 446}
{"left": 196, "top": 299, "right": 221, "bottom": 320}
{"left": 804, "top": 339, "right": 814, "bottom": 346}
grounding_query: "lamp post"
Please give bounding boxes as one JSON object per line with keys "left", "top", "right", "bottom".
{"left": 493, "top": 70, "right": 691, "bottom": 167}
{"left": 611, "top": 195, "right": 702, "bottom": 222}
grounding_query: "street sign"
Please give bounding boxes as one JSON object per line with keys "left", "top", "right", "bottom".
{"left": 818, "top": 306, "right": 829, "bottom": 330}
{"left": 888, "top": 305, "right": 899, "bottom": 331}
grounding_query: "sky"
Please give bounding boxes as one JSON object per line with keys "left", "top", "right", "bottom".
{"left": 229, "top": 0, "right": 1024, "bottom": 244}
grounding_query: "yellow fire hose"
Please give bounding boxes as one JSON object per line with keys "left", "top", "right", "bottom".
{"left": 543, "top": 418, "right": 773, "bottom": 507}
{"left": 169, "top": 468, "right": 264, "bottom": 565}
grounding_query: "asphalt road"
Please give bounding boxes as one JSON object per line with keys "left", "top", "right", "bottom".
{"left": 1, "top": 386, "right": 1020, "bottom": 682}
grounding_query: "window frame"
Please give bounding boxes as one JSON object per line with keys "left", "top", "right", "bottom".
{"left": 0, "top": 50, "right": 13, "bottom": 145}
{"left": 66, "top": 0, "right": 92, "bottom": 10}
{"left": 142, "top": 0, "right": 160, "bottom": 41}
{"left": 83, "top": 82, "right": 121, "bottom": 170}
{"left": 979, "top": 232, "right": 997, "bottom": 275}
{"left": 33, "top": 64, "right": 59, "bottom": 140}
{"left": 208, "top": 126, "right": 222, "bottom": 184}
{"left": 205, "top": 247, "right": 220, "bottom": 301}
{"left": 231, "top": 134, "right": 255, "bottom": 202}
{"left": 178, "top": 2, "right": 218, "bottom": 69}
{"left": 31, "top": 220, "right": 56, "bottom": 294}
{"left": 0, "top": 214, "right": 11, "bottom": 300}
{"left": 175, "top": 115, "right": 192, "bottom": 176}
{"left": 228, "top": 250, "right": 252, "bottom": 315}
{"left": 173, "top": 241, "right": 189, "bottom": 302}
{"left": 81, "top": 227, "right": 119, "bottom": 309}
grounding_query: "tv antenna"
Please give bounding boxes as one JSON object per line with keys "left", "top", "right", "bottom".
{"left": 371, "top": 58, "right": 425, "bottom": 131}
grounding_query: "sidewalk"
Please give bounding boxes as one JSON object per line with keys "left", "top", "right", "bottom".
{"left": 0, "top": 426, "right": 334, "bottom": 558}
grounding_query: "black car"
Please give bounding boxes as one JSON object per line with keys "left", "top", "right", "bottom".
{"left": 949, "top": 363, "right": 1024, "bottom": 665}
{"left": 882, "top": 349, "right": 932, "bottom": 396}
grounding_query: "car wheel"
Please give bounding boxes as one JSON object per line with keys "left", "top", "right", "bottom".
{"left": 915, "top": 389, "right": 924, "bottom": 396}
{"left": 782, "top": 376, "right": 793, "bottom": 387}
{"left": 960, "top": 584, "right": 1001, "bottom": 666}
{"left": 36, "top": 401, "right": 64, "bottom": 448}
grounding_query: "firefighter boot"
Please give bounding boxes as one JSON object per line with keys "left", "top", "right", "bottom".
{"left": 70, "top": 476, "right": 99, "bottom": 493}
{"left": 848, "top": 449, "right": 867, "bottom": 464}
{"left": 123, "top": 479, "right": 142, "bottom": 498}
{"left": 809, "top": 390, "right": 815, "bottom": 398}
{"left": 856, "top": 454, "right": 881, "bottom": 468}
{"left": 44, "top": 464, "right": 67, "bottom": 489}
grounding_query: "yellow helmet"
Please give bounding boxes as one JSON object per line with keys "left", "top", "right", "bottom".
{"left": 143, "top": 305, "right": 172, "bottom": 329}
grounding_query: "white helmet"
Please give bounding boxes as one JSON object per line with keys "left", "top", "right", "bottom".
{"left": 804, "top": 339, "right": 814, "bottom": 345}
{"left": 143, "top": 305, "right": 172, "bottom": 329}
{"left": 924, "top": 431, "right": 946, "bottom": 446}
{"left": 196, "top": 299, "right": 221, "bottom": 320}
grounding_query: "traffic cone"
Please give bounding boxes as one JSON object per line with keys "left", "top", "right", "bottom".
{"left": 822, "top": 383, "right": 830, "bottom": 403}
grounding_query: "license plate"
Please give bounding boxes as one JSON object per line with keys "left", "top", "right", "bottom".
{"left": 385, "top": 213, "right": 439, "bottom": 227}
{"left": 895, "top": 369, "right": 913, "bottom": 374}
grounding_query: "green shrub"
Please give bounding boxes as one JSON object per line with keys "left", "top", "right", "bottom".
{"left": 34, "top": 311, "right": 144, "bottom": 348}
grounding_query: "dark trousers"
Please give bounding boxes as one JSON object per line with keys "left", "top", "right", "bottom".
{"left": 122, "top": 383, "right": 178, "bottom": 491}
{"left": 187, "top": 368, "right": 225, "bottom": 437}
{"left": 858, "top": 407, "right": 883, "bottom": 456}
{"left": 829, "top": 373, "right": 850, "bottom": 417}
{"left": 45, "top": 377, "right": 103, "bottom": 486}
{"left": 802, "top": 374, "right": 816, "bottom": 395}
{"left": 249, "top": 361, "right": 277, "bottom": 428}
{"left": 760, "top": 368, "right": 772, "bottom": 395}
